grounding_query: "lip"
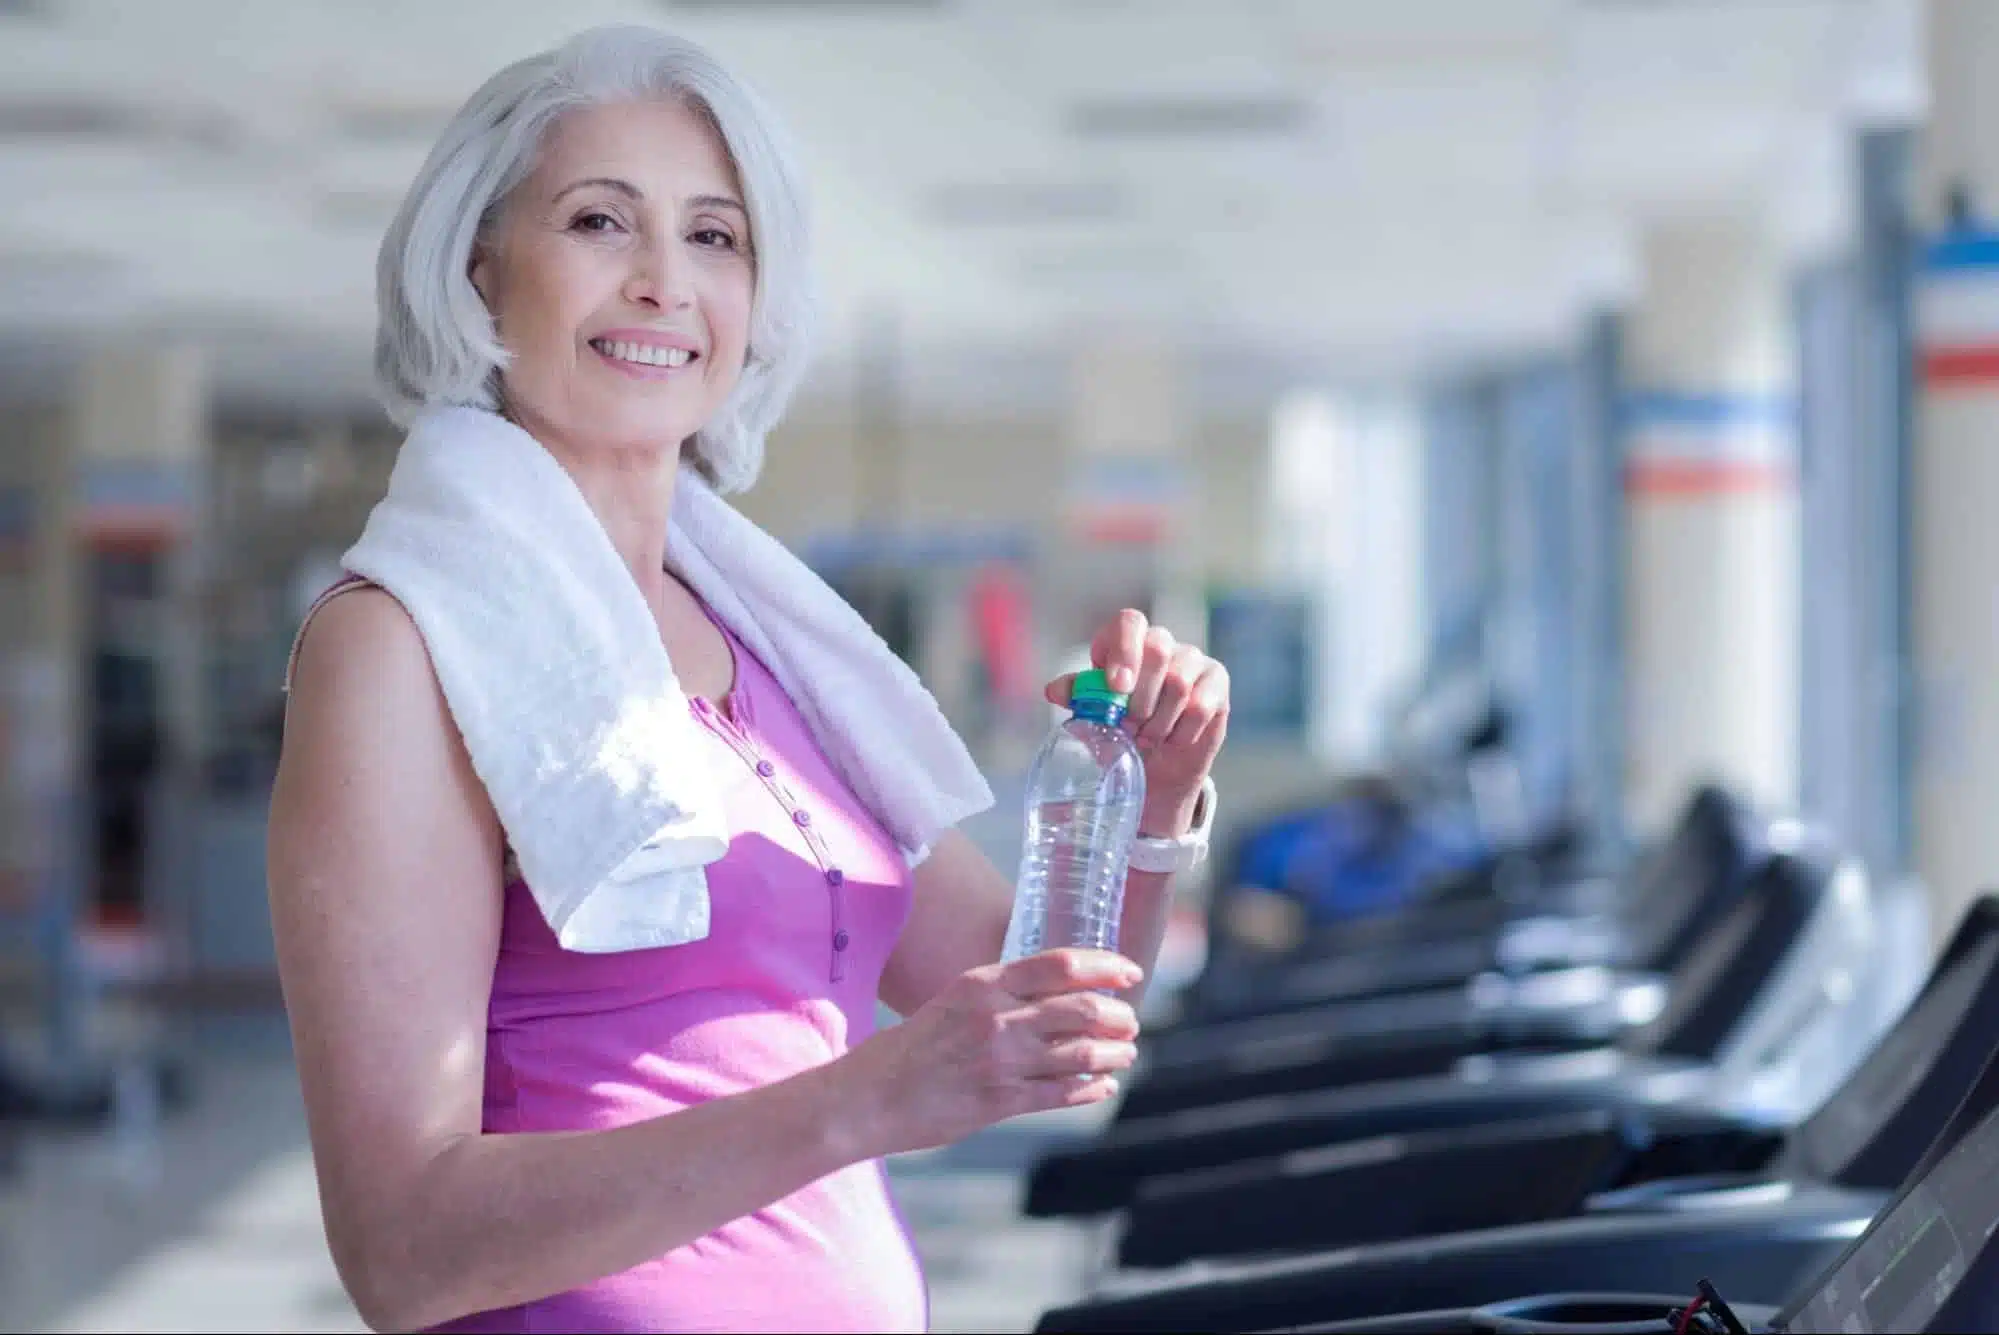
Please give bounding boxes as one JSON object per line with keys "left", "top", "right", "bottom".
{"left": 591, "top": 328, "right": 702, "bottom": 353}
{"left": 589, "top": 328, "right": 703, "bottom": 381}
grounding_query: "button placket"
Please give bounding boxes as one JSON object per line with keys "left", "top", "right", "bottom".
{"left": 694, "top": 703, "right": 850, "bottom": 983}
{"left": 796, "top": 815, "right": 847, "bottom": 982}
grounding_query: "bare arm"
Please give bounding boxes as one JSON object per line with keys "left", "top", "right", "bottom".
{"left": 269, "top": 591, "right": 871, "bottom": 1332}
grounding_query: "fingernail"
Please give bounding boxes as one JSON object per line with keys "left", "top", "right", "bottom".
{"left": 1113, "top": 668, "right": 1136, "bottom": 690}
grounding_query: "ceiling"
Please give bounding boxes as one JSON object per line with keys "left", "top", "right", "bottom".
{"left": 0, "top": 0, "right": 1926, "bottom": 420}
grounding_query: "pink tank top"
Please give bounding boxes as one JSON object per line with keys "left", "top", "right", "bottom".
{"left": 296, "top": 580, "right": 929, "bottom": 1333}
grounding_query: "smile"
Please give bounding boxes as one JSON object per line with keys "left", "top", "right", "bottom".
{"left": 590, "top": 338, "right": 698, "bottom": 371}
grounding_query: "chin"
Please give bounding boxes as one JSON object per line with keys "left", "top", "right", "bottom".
{"left": 590, "top": 399, "right": 705, "bottom": 455}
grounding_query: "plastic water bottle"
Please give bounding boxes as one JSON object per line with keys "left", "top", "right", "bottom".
{"left": 1002, "top": 668, "right": 1147, "bottom": 962}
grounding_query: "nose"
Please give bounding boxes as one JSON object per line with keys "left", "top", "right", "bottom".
{"left": 621, "top": 235, "right": 695, "bottom": 312}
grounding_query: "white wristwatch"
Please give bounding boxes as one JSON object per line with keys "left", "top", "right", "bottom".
{"left": 1127, "top": 776, "right": 1218, "bottom": 875}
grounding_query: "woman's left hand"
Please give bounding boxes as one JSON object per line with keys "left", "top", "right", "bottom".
{"left": 1045, "top": 609, "right": 1230, "bottom": 837}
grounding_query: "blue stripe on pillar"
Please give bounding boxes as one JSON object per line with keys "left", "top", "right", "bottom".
{"left": 1923, "top": 227, "right": 1999, "bottom": 274}
{"left": 77, "top": 459, "right": 197, "bottom": 512}
{"left": 1619, "top": 391, "right": 1797, "bottom": 432}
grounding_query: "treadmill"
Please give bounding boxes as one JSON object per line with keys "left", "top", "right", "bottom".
{"left": 1120, "top": 790, "right": 1763, "bottom": 1121}
{"left": 1277, "top": 1027, "right": 1999, "bottom": 1334}
{"left": 1110, "top": 895, "right": 1999, "bottom": 1269}
{"left": 1185, "top": 785, "right": 1751, "bottom": 1025}
{"left": 1031, "top": 1015, "right": 1999, "bottom": 1333}
{"left": 1028, "top": 847, "right": 1869, "bottom": 1219}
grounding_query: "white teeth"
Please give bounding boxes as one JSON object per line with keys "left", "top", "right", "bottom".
{"left": 594, "top": 339, "right": 694, "bottom": 368}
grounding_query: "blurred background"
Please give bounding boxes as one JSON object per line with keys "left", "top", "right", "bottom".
{"left": 1, "top": 0, "right": 1997, "bottom": 1329}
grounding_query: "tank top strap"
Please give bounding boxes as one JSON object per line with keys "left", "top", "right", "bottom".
{"left": 282, "top": 573, "right": 377, "bottom": 694}
{"left": 687, "top": 592, "right": 763, "bottom": 729}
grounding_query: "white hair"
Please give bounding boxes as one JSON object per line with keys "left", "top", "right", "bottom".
{"left": 373, "top": 24, "right": 817, "bottom": 493}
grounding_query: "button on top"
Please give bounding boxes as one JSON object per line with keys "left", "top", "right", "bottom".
{"left": 833, "top": 930, "right": 851, "bottom": 952}
{"left": 793, "top": 809, "right": 812, "bottom": 827}
{"left": 825, "top": 868, "right": 845, "bottom": 887}
{"left": 755, "top": 759, "right": 776, "bottom": 778}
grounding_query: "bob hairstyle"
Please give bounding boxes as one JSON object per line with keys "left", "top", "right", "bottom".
{"left": 373, "top": 24, "right": 816, "bottom": 493}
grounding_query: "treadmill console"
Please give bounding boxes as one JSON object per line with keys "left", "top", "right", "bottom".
{"left": 1788, "top": 932, "right": 1999, "bottom": 1181}
{"left": 1779, "top": 1101, "right": 1999, "bottom": 1333}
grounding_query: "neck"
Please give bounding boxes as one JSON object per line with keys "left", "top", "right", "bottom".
{"left": 516, "top": 409, "right": 684, "bottom": 595}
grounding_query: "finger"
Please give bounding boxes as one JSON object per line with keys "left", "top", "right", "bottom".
{"left": 1015, "top": 1073, "right": 1122, "bottom": 1117}
{"left": 1092, "top": 609, "right": 1149, "bottom": 694}
{"left": 1043, "top": 671, "right": 1078, "bottom": 707}
{"left": 1137, "top": 645, "right": 1206, "bottom": 747}
{"left": 1202, "top": 695, "right": 1230, "bottom": 756}
{"left": 1000, "top": 947, "right": 1144, "bottom": 1000}
{"left": 1184, "top": 707, "right": 1229, "bottom": 773}
{"left": 1032, "top": 990, "right": 1142, "bottom": 1041}
{"left": 1124, "top": 626, "right": 1177, "bottom": 730}
{"left": 1158, "top": 662, "right": 1228, "bottom": 751}
{"left": 1026, "top": 1037, "right": 1140, "bottom": 1080}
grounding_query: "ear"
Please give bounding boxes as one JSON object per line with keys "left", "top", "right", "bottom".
{"left": 468, "top": 241, "right": 494, "bottom": 305}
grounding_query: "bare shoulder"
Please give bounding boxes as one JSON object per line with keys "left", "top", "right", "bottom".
{"left": 272, "top": 584, "right": 499, "bottom": 879}
{"left": 288, "top": 585, "right": 436, "bottom": 714}
{"left": 283, "top": 587, "right": 464, "bottom": 769}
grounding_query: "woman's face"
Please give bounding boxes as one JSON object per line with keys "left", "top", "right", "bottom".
{"left": 471, "top": 98, "right": 755, "bottom": 459}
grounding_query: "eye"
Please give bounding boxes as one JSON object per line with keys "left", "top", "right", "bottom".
{"left": 571, "top": 211, "right": 624, "bottom": 234}
{"left": 691, "top": 227, "right": 740, "bottom": 251}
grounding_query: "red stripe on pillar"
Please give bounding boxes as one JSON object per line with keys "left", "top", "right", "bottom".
{"left": 77, "top": 505, "right": 189, "bottom": 547}
{"left": 1921, "top": 345, "right": 1999, "bottom": 388}
{"left": 1067, "top": 505, "right": 1173, "bottom": 544}
{"left": 1624, "top": 462, "right": 1795, "bottom": 497}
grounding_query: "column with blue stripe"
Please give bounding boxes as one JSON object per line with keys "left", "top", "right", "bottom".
{"left": 1909, "top": 0, "right": 1999, "bottom": 941}
{"left": 1621, "top": 222, "right": 1802, "bottom": 833}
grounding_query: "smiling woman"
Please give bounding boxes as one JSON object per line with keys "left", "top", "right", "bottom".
{"left": 267, "top": 22, "right": 1227, "bottom": 1335}
{"left": 371, "top": 25, "right": 815, "bottom": 495}
{"left": 466, "top": 101, "right": 755, "bottom": 473}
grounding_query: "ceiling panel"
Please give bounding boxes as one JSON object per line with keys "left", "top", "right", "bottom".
{"left": 0, "top": 0, "right": 1924, "bottom": 416}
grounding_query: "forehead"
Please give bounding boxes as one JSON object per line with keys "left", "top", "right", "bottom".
{"left": 529, "top": 99, "right": 742, "bottom": 199}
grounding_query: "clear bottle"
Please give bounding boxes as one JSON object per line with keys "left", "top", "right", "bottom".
{"left": 1001, "top": 668, "right": 1148, "bottom": 962}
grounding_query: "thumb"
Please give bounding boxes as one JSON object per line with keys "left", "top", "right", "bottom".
{"left": 1044, "top": 672, "right": 1077, "bottom": 707}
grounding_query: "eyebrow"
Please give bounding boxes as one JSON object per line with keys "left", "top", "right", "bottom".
{"left": 552, "top": 176, "right": 748, "bottom": 216}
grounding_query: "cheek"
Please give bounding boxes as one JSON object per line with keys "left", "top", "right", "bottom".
{"left": 501, "top": 262, "right": 602, "bottom": 387}
{"left": 524, "top": 261, "right": 594, "bottom": 351}
{"left": 709, "top": 275, "right": 756, "bottom": 368}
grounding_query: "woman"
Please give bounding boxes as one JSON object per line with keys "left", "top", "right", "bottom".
{"left": 268, "top": 24, "right": 1228, "bottom": 1334}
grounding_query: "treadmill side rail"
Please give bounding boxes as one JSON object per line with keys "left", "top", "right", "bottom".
{"left": 1117, "top": 1108, "right": 1643, "bottom": 1268}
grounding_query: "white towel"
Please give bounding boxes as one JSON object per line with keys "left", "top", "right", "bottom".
{"left": 338, "top": 404, "right": 994, "bottom": 953}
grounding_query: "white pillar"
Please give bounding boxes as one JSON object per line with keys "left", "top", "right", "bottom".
{"left": 0, "top": 405, "right": 80, "bottom": 918}
{"left": 1910, "top": 0, "right": 1999, "bottom": 937}
{"left": 71, "top": 339, "right": 211, "bottom": 782}
{"left": 66, "top": 338, "right": 210, "bottom": 955}
{"left": 1057, "top": 331, "right": 1203, "bottom": 653}
{"left": 1622, "top": 221, "right": 1803, "bottom": 832}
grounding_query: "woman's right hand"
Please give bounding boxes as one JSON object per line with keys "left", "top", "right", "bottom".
{"left": 837, "top": 948, "right": 1144, "bottom": 1158}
